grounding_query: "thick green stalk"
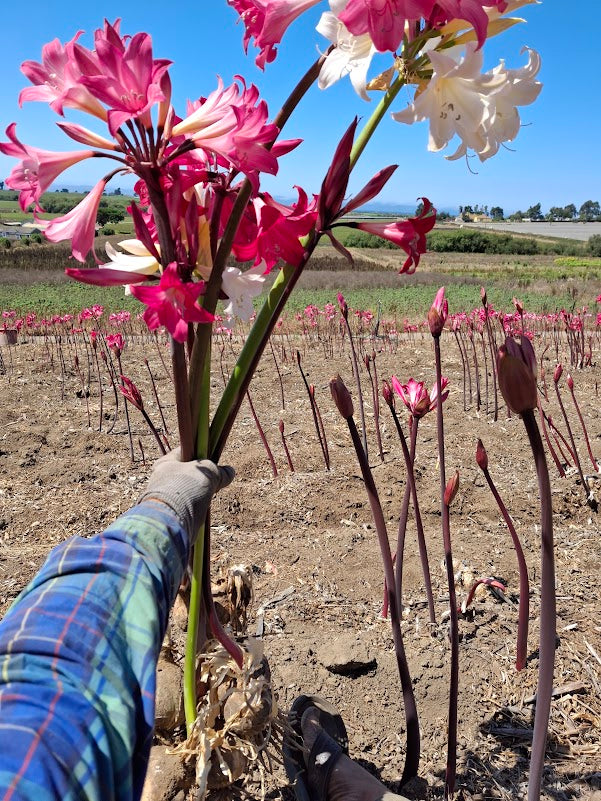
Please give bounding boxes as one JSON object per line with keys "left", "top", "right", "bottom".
{"left": 183, "top": 353, "right": 211, "bottom": 734}
{"left": 350, "top": 75, "right": 405, "bottom": 169}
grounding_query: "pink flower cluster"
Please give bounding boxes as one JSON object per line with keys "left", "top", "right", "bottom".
{"left": 229, "top": 0, "right": 507, "bottom": 64}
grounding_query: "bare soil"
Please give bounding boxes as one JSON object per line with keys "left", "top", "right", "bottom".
{"left": 1, "top": 328, "right": 600, "bottom": 800}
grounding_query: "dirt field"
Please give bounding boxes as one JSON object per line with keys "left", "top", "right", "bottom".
{"left": 1, "top": 326, "right": 600, "bottom": 800}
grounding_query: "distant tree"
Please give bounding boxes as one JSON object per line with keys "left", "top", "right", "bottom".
{"left": 526, "top": 202, "right": 543, "bottom": 221}
{"left": 463, "top": 205, "right": 474, "bottom": 214}
{"left": 60, "top": 187, "right": 69, "bottom": 193}
{"left": 0, "top": 181, "right": 4, "bottom": 191}
{"left": 490, "top": 206, "right": 504, "bottom": 220}
{"left": 112, "top": 187, "right": 122, "bottom": 196}
{"left": 588, "top": 234, "right": 601, "bottom": 257}
{"left": 436, "top": 210, "right": 452, "bottom": 221}
{"left": 97, "top": 207, "right": 125, "bottom": 226}
{"left": 458, "top": 205, "right": 463, "bottom": 214}
{"left": 579, "top": 199, "right": 601, "bottom": 221}
{"left": 547, "top": 206, "right": 565, "bottom": 221}
{"left": 564, "top": 203, "right": 577, "bottom": 219}
{"left": 509, "top": 210, "right": 524, "bottom": 221}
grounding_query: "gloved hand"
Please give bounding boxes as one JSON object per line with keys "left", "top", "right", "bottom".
{"left": 138, "top": 449, "right": 235, "bottom": 540}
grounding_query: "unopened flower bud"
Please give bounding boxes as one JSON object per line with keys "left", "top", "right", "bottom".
{"left": 279, "top": 419, "right": 285, "bottom": 434}
{"left": 296, "top": 349, "right": 302, "bottom": 366}
{"left": 496, "top": 336, "right": 538, "bottom": 414}
{"left": 428, "top": 286, "right": 448, "bottom": 337}
{"left": 480, "top": 286, "right": 487, "bottom": 309}
{"left": 553, "top": 364, "right": 563, "bottom": 383}
{"left": 381, "top": 379, "right": 394, "bottom": 408}
{"left": 337, "top": 292, "right": 348, "bottom": 319}
{"left": 512, "top": 297, "right": 524, "bottom": 315}
{"left": 567, "top": 373, "right": 574, "bottom": 391}
{"left": 444, "top": 470, "right": 460, "bottom": 506}
{"left": 120, "top": 375, "right": 143, "bottom": 411}
{"left": 364, "top": 354, "right": 370, "bottom": 369}
{"left": 330, "top": 374, "right": 353, "bottom": 419}
{"left": 475, "top": 439, "right": 488, "bottom": 471}
{"left": 309, "top": 384, "right": 315, "bottom": 398}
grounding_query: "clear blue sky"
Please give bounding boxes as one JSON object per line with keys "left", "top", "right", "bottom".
{"left": 0, "top": 1, "right": 596, "bottom": 214}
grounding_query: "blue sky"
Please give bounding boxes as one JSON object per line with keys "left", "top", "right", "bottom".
{"left": 0, "top": 1, "right": 596, "bottom": 214}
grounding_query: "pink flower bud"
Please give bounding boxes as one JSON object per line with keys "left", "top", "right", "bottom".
{"left": 444, "top": 470, "right": 460, "bottom": 506}
{"left": 428, "top": 286, "right": 448, "bottom": 337}
{"left": 553, "top": 364, "right": 563, "bottom": 384}
{"left": 337, "top": 292, "right": 348, "bottom": 319}
{"left": 120, "top": 375, "right": 143, "bottom": 411}
{"left": 480, "top": 286, "right": 487, "bottom": 308}
{"left": 512, "top": 297, "right": 524, "bottom": 315}
{"left": 476, "top": 439, "right": 488, "bottom": 471}
{"left": 279, "top": 419, "right": 285, "bottom": 434}
{"left": 330, "top": 374, "right": 354, "bottom": 419}
{"left": 382, "top": 379, "right": 394, "bottom": 408}
{"left": 567, "top": 373, "right": 574, "bottom": 391}
{"left": 496, "top": 336, "right": 538, "bottom": 414}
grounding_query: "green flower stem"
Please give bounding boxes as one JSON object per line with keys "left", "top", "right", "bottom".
{"left": 350, "top": 75, "right": 405, "bottom": 170}
{"left": 184, "top": 522, "right": 205, "bottom": 733}
{"left": 184, "top": 353, "right": 211, "bottom": 734}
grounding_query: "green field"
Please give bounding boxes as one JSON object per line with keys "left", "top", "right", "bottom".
{"left": 0, "top": 278, "right": 583, "bottom": 320}
{"left": 1, "top": 188, "right": 598, "bottom": 320}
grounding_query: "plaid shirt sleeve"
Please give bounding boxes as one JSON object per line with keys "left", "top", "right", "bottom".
{"left": 0, "top": 499, "right": 191, "bottom": 801}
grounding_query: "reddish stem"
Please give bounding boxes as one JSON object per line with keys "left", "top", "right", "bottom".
{"left": 522, "top": 409, "right": 556, "bottom": 801}
{"left": 481, "top": 464, "right": 530, "bottom": 671}
{"left": 433, "top": 334, "right": 459, "bottom": 800}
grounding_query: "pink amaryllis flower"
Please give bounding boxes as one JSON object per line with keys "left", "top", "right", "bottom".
{"left": 391, "top": 375, "right": 449, "bottom": 417}
{"left": 129, "top": 263, "right": 213, "bottom": 343}
{"left": 0, "top": 124, "right": 94, "bottom": 211}
{"left": 19, "top": 31, "right": 107, "bottom": 119}
{"left": 72, "top": 21, "right": 172, "bottom": 136}
{"left": 232, "top": 189, "right": 317, "bottom": 272}
{"left": 228, "top": 0, "right": 322, "bottom": 68}
{"left": 173, "top": 79, "right": 281, "bottom": 189}
{"left": 352, "top": 199, "right": 436, "bottom": 273}
{"left": 41, "top": 178, "right": 107, "bottom": 262}
{"left": 340, "top": 0, "right": 507, "bottom": 53}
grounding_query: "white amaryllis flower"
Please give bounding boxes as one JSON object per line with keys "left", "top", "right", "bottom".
{"left": 103, "top": 240, "right": 160, "bottom": 274}
{"left": 392, "top": 43, "right": 541, "bottom": 162}
{"left": 221, "top": 262, "right": 268, "bottom": 324}
{"left": 316, "top": 0, "right": 376, "bottom": 101}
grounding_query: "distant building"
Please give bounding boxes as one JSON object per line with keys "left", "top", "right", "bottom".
{"left": 0, "top": 223, "right": 33, "bottom": 240}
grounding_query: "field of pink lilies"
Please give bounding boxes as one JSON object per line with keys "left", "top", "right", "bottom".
{"left": 1, "top": 298, "right": 600, "bottom": 800}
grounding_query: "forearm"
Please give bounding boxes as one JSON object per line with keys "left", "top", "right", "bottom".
{"left": 0, "top": 500, "right": 190, "bottom": 801}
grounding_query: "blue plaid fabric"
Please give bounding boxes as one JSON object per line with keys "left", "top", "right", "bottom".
{"left": 0, "top": 499, "right": 190, "bottom": 801}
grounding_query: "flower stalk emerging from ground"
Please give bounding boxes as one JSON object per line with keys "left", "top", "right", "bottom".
{"left": 496, "top": 336, "right": 556, "bottom": 801}
{"left": 330, "top": 373, "right": 420, "bottom": 785}
{"left": 476, "top": 438, "right": 529, "bottom": 670}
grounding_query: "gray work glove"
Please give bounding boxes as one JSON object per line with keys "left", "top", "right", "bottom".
{"left": 138, "top": 449, "right": 235, "bottom": 541}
